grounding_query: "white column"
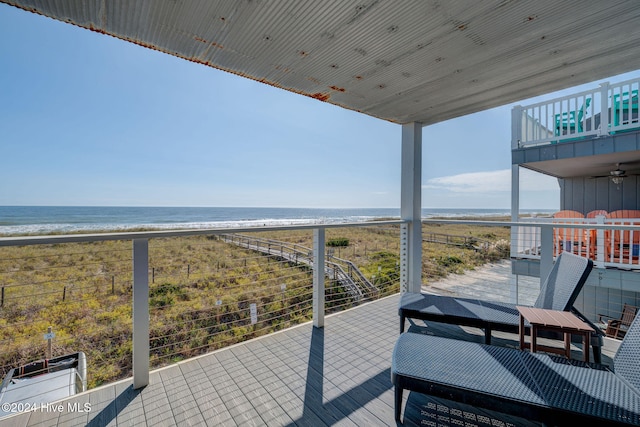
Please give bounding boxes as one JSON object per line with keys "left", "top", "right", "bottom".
{"left": 313, "top": 228, "right": 325, "bottom": 328}
{"left": 595, "top": 215, "right": 605, "bottom": 268}
{"left": 401, "top": 122, "right": 422, "bottom": 293}
{"left": 510, "top": 164, "right": 520, "bottom": 258}
{"left": 599, "top": 82, "right": 609, "bottom": 135}
{"left": 132, "top": 239, "right": 149, "bottom": 389}
{"left": 510, "top": 164, "right": 520, "bottom": 303}
{"left": 511, "top": 105, "right": 522, "bottom": 149}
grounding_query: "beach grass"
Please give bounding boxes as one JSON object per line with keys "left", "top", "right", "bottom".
{"left": 0, "top": 220, "right": 510, "bottom": 388}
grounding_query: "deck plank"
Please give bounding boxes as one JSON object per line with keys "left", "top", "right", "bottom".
{"left": 1, "top": 290, "right": 618, "bottom": 427}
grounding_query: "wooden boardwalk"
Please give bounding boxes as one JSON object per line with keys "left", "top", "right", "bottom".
{"left": 0, "top": 289, "right": 616, "bottom": 426}
{"left": 219, "top": 234, "right": 375, "bottom": 301}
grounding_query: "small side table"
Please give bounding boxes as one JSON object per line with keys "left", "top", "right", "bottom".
{"left": 516, "top": 306, "right": 594, "bottom": 362}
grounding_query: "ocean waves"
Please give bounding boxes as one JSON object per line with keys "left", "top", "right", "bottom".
{"left": 0, "top": 206, "right": 554, "bottom": 236}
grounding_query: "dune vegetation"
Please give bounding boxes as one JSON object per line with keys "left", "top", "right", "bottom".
{"left": 0, "top": 221, "right": 510, "bottom": 388}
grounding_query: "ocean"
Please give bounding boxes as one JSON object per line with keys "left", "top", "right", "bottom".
{"left": 0, "top": 206, "right": 555, "bottom": 235}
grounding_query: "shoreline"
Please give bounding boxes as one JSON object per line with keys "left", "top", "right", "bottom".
{"left": 0, "top": 206, "right": 556, "bottom": 235}
{"left": 0, "top": 213, "right": 552, "bottom": 238}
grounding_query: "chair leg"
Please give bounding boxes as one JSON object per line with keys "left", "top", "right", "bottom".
{"left": 592, "top": 344, "right": 601, "bottom": 364}
{"left": 484, "top": 327, "right": 492, "bottom": 344}
{"left": 395, "top": 385, "right": 403, "bottom": 421}
{"left": 400, "top": 315, "right": 405, "bottom": 333}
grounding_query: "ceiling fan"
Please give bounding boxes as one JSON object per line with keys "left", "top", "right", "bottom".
{"left": 591, "top": 163, "right": 637, "bottom": 185}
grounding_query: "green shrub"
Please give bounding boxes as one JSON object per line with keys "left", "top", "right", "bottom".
{"left": 150, "top": 283, "right": 188, "bottom": 307}
{"left": 436, "top": 255, "right": 463, "bottom": 268}
{"left": 327, "top": 237, "right": 349, "bottom": 247}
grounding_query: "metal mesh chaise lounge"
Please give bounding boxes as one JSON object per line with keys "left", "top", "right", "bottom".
{"left": 392, "top": 311, "right": 640, "bottom": 425}
{"left": 398, "top": 251, "right": 603, "bottom": 361}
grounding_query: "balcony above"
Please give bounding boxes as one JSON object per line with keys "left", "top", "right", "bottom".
{"left": 514, "top": 78, "right": 640, "bottom": 149}
{"left": 512, "top": 78, "right": 640, "bottom": 180}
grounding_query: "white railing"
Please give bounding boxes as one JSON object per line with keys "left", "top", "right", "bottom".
{"left": 513, "top": 77, "right": 640, "bottom": 148}
{"left": 514, "top": 217, "right": 640, "bottom": 269}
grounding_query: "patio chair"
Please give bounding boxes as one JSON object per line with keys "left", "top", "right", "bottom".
{"left": 392, "top": 310, "right": 640, "bottom": 425}
{"left": 599, "top": 303, "right": 638, "bottom": 339}
{"left": 583, "top": 210, "right": 608, "bottom": 257}
{"left": 586, "top": 210, "right": 608, "bottom": 218}
{"left": 552, "top": 210, "right": 587, "bottom": 257}
{"left": 398, "top": 252, "right": 603, "bottom": 361}
{"left": 605, "top": 210, "right": 640, "bottom": 264}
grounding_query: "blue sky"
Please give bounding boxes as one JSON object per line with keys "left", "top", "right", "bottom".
{"left": 2, "top": 5, "right": 639, "bottom": 210}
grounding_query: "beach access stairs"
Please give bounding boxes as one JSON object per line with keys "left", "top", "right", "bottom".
{"left": 218, "top": 234, "right": 377, "bottom": 301}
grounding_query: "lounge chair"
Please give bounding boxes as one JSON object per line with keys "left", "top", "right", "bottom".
{"left": 391, "top": 310, "right": 640, "bottom": 425}
{"left": 398, "top": 252, "right": 603, "bottom": 361}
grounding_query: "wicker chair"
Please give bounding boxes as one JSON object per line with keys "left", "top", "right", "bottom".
{"left": 398, "top": 252, "right": 603, "bottom": 360}
{"left": 392, "top": 305, "right": 640, "bottom": 425}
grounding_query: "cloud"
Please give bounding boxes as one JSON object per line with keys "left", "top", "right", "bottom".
{"left": 423, "top": 168, "right": 559, "bottom": 193}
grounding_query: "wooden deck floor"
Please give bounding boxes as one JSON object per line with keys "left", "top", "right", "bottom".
{"left": 0, "top": 292, "right": 616, "bottom": 427}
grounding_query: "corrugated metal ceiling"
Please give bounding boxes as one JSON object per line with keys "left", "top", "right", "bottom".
{"left": 3, "top": 0, "right": 640, "bottom": 125}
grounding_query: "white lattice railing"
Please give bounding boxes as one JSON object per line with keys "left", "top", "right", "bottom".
{"left": 513, "top": 77, "right": 640, "bottom": 148}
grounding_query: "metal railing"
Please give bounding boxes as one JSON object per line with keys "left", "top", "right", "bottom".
{"left": 0, "top": 221, "right": 403, "bottom": 401}
{"left": 3, "top": 216, "right": 636, "bottom": 411}
{"left": 514, "top": 77, "right": 640, "bottom": 148}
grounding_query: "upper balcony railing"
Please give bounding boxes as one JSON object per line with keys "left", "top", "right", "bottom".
{"left": 512, "top": 77, "right": 640, "bottom": 148}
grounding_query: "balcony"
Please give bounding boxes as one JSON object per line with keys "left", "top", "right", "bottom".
{"left": 0, "top": 220, "right": 625, "bottom": 426}
{"left": 513, "top": 77, "right": 640, "bottom": 149}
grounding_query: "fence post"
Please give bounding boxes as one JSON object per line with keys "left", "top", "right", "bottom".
{"left": 313, "top": 228, "right": 325, "bottom": 328}
{"left": 46, "top": 326, "right": 53, "bottom": 359}
{"left": 1, "top": 286, "right": 4, "bottom": 307}
{"left": 132, "top": 239, "right": 149, "bottom": 389}
{"left": 540, "top": 225, "right": 554, "bottom": 284}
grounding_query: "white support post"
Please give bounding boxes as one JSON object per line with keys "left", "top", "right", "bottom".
{"left": 599, "top": 82, "right": 609, "bottom": 135}
{"left": 511, "top": 105, "right": 522, "bottom": 149}
{"left": 132, "top": 239, "right": 149, "bottom": 389}
{"left": 596, "top": 215, "right": 605, "bottom": 267}
{"left": 401, "top": 122, "right": 422, "bottom": 294}
{"left": 313, "top": 228, "right": 325, "bottom": 328}
{"left": 510, "top": 164, "right": 520, "bottom": 303}
{"left": 540, "top": 225, "right": 553, "bottom": 285}
{"left": 510, "top": 164, "right": 520, "bottom": 258}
